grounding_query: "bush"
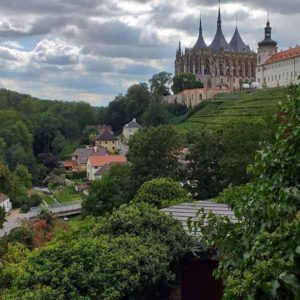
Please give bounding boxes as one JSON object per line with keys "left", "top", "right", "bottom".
{"left": 133, "top": 178, "right": 190, "bottom": 208}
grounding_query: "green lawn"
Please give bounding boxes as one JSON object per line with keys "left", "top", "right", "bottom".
{"left": 174, "top": 87, "right": 288, "bottom": 135}
{"left": 53, "top": 186, "right": 82, "bottom": 203}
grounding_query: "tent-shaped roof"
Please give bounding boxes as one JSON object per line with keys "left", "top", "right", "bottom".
{"left": 193, "top": 16, "right": 207, "bottom": 49}
{"left": 229, "top": 27, "right": 252, "bottom": 53}
{"left": 209, "top": 5, "right": 232, "bottom": 52}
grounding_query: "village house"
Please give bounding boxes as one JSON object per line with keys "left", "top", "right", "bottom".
{"left": 0, "top": 193, "right": 12, "bottom": 213}
{"left": 123, "top": 118, "right": 142, "bottom": 142}
{"left": 95, "top": 131, "right": 119, "bottom": 153}
{"left": 64, "top": 146, "right": 107, "bottom": 172}
{"left": 86, "top": 155, "right": 127, "bottom": 181}
{"left": 86, "top": 124, "right": 113, "bottom": 142}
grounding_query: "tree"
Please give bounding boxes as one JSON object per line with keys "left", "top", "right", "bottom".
{"left": 81, "top": 164, "right": 136, "bottom": 217}
{"left": 171, "top": 73, "right": 203, "bottom": 95}
{"left": 141, "top": 96, "right": 169, "bottom": 126}
{"left": 133, "top": 178, "right": 190, "bottom": 208}
{"left": 0, "top": 163, "right": 18, "bottom": 200}
{"left": 185, "top": 132, "right": 225, "bottom": 199}
{"left": 127, "top": 126, "right": 182, "bottom": 184}
{"left": 189, "top": 85, "right": 300, "bottom": 299}
{"left": 0, "top": 204, "right": 191, "bottom": 299}
{"left": 0, "top": 207, "right": 5, "bottom": 229}
{"left": 149, "top": 72, "right": 172, "bottom": 96}
{"left": 14, "top": 165, "right": 32, "bottom": 189}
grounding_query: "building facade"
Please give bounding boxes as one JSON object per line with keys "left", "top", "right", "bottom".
{"left": 175, "top": 3, "right": 257, "bottom": 91}
{"left": 256, "top": 20, "right": 300, "bottom": 87}
{"left": 86, "top": 155, "right": 127, "bottom": 181}
{"left": 95, "top": 131, "right": 119, "bottom": 153}
{"left": 0, "top": 193, "right": 12, "bottom": 213}
{"left": 123, "top": 118, "right": 142, "bottom": 142}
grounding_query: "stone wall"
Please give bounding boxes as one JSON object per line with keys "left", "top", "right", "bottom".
{"left": 163, "top": 88, "right": 231, "bottom": 108}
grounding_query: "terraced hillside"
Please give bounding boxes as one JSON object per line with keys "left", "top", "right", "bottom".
{"left": 175, "top": 88, "right": 288, "bottom": 134}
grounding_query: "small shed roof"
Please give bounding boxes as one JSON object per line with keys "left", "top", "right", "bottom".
{"left": 161, "top": 200, "right": 236, "bottom": 234}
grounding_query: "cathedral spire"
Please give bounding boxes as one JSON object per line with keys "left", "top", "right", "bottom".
{"left": 199, "top": 13, "right": 202, "bottom": 34}
{"left": 210, "top": 0, "right": 232, "bottom": 52}
{"left": 193, "top": 12, "right": 207, "bottom": 49}
{"left": 217, "top": 0, "right": 221, "bottom": 28}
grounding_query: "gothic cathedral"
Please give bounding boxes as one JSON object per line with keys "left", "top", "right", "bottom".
{"left": 175, "top": 2, "right": 257, "bottom": 90}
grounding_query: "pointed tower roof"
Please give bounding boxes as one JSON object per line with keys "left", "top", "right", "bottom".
{"left": 258, "top": 18, "right": 277, "bottom": 47}
{"left": 193, "top": 14, "right": 207, "bottom": 49}
{"left": 209, "top": 0, "right": 233, "bottom": 52}
{"left": 229, "top": 27, "right": 252, "bottom": 53}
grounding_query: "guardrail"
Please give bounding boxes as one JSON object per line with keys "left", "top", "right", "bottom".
{"left": 30, "top": 200, "right": 82, "bottom": 217}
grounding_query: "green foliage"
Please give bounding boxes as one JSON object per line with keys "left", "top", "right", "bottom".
{"left": 149, "top": 72, "right": 172, "bottom": 96}
{"left": 171, "top": 73, "right": 203, "bottom": 95}
{"left": 20, "top": 194, "right": 42, "bottom": 213}
{"left": 82, "top": 164, "right": 136, "bottom": 217}
{"left": 133, "top": 178, "right": 189, "bottom": 208}
{"left": 190, "top": 85, "right": 300, "bottom": 299}
{"left": 0, "top": 204, "right": 191, "bottom": 299}
{"left": 141, "top": 96, "right": 170, "bottom": 126}
{"left": 0, "top": 206, "right": 5, "bottom": 229}
{"left": 13, "top": 165, "right": 32, "bottom": 189}
{"left": 127, "top": 126, "right": 182, "bottom": 184}
{"left": 185, "top": 132, "right": 225, "bottom": 199}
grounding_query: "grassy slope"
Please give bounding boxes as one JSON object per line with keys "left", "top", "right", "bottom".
{"left": 175, "top": 88, "right": 288, "bottom": 134}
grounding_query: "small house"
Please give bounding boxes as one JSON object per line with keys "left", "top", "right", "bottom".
{"left": 86, "top": 155, "right": 127, "bottom": 181}
{"left": 64, "top": 146, "right": 107, "bottom": 172}
{"left": 95, "top": 131, "right": 119, "bottom": 153}
{"left": 123, "top": 118, "right": 142, "bottom": 142}
{"left": 0, "top": 193, "right": 12, "bottom": 213}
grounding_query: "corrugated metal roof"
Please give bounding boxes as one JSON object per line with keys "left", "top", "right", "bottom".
{"left": 161, "top": 200, "right": 236, "bottom": 234}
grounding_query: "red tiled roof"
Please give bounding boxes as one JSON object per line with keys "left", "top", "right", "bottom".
{"left": 63, "top": 160, "right": 74, "bottom": 168}
{"left": 89, "top": 155, "right": 127, "bottom": 167}
{"left": 265, "top": 46, "right": 300, "bottom": 65}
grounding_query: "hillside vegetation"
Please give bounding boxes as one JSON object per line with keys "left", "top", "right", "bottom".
{"left": 175, "top": 87, "right": 288, "bottom": 134}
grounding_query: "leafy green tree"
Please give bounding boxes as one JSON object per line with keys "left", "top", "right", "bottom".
{"left": 14, "top": 165, "right": 32, "bottom": 189}
{"left": 0, "top": 207, "right": 5, "bottom": 229}
{"left": 171, "top": 73, "right": 203, "bottom": 94}
{"left": 190, "top": 86, "right": 300, "bottom": 299}
{"left": 0, "top": 204, "right": 191, "bottom": 299}
{"left": 149, "top": 72, "right": 172, "bottom": 96}
{"left": 127, "top": 126, "right": 182, "bottom": 184}
{"left": 185, "top": 132, "right": 225, "bottom": 199}
{"left": 133, "top": 178, "right": 189, "bottom": 208}
{"left": 82, "top": 164, "right": 136, "bottom": 217}
{"left": 220, "top": 120, "right": 276, "bottom": 186}
{"left": 0, "top": 163, "right": 18, "bottom": 199}
{"left": 141, "top": 96, "right": 169, "bottom": 126}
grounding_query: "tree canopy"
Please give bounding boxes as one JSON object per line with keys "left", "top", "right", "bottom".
{"left": 127, "top": 126, "right": 182, "bottom": 184}
{"left": 133, "top": 178, "right": 189, "bottom": 208}
{"left": 172, "top": 73, "right": 203, "bottom": 95}
{"left": 190, "top": 85, "right": 300, "bottom": 299}
{"left": 0, "top": 204, "right": 191, "bottom": 299}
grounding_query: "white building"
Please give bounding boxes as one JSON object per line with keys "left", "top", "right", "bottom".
{"left": 122, "top": 118, "right": 142, "bottom": 143}
{"left": 0, "top": 193, "right": 12, "bottom": 213}
{"left": 256, "top": 19, "right": 300, "bottom": 88}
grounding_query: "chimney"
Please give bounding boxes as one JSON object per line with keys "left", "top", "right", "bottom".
{"left": 133, "top": 118, "right": 136, "bottom": 122}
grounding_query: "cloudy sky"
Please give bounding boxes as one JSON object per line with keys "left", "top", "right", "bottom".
{"left": 0, "top": 0, "right": 299, "bottom": 106}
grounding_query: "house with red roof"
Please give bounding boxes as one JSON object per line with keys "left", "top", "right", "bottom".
{"left": 86, "top": 155, "right": 127, "bottom": 181}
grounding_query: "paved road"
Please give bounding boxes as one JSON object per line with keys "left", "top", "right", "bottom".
{"left": 0, "top": 210, "right": 31, "bottom": 238}
{"left": 118, "top": 139, "right": 129, "bottom": 156}
{"left": 0, "top": 201, "right": 82, "bottom": 237}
